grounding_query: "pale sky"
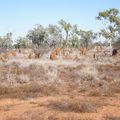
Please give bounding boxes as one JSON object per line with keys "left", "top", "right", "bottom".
{"left": 0, "top": 0, "right": 120, "bottom": 39}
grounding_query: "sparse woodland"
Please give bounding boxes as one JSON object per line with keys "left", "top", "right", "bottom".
{"left": 0, "top": 8, "right": 120, "bottom": 120}
{"left": 0, "top": 8, "right": 120, "bottom": 50}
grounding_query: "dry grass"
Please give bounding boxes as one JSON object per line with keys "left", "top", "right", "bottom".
{"left": 97, "top": 64, "right": 120, "bottom": 72}
{"left": 47, "top": 99, "right": 97, "bottom": 113}
{"left": 0, "top": 82, "right": 60, "bottom": 99}
{"left": 0, "top": 60, "right": 120, "bottom": 99}
{"left": 0, "top": 49, "right": 120, "bottom": 120}
{"left": 5, "top": 110, "right": 94, "bottom": 120}
{"left": 104, "top": 115, "right": 120, "bottom": 120}
{"left": 0, "top": 104, "right": 12, "bottom": 111}
{"left": 4, "top": 98, "right": 98, "bottom": 119}
{"left": 88, "top": 85, "right": 115, "bottom": 97}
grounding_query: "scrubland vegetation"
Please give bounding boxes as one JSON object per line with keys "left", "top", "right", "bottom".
{"left": 0, "top": 8, "right": 120, "bottom": 120}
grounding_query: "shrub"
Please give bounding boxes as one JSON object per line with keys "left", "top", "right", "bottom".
{"left": 47, "top": 99, "right": 97, "bottom": 113}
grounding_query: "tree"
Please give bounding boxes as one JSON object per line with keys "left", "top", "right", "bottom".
{"left": 96, "top": 8, "right": 120, "bottom": 48}
{"left": 46, "top": 24, "right": 62, "bottom": 48}
{"left": 58, "top": 19, "right": 72, "bottom": 41}
{"left": 113, "top": 28, "right": 120, "bottom": 48}
{"left": 79, "top": 30, "right": 95, "bottom": 48}
{"left": 69, "top": 25, "right": 80, "bottom": 48}
{"left": 0, "top": 32, "right": 13, "bottom": 49}
{"left": 66, "top": 24, "right": 95, "bottom": 48}
{"left": 27, "top": 25, "right": 47, "bottom": 47}
{"left": 14, "top": 37, "right": 32, "bottom": 49}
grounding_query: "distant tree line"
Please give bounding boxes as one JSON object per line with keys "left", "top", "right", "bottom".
{"left": 0, "top": 8, "right": 120, "bottom": 49}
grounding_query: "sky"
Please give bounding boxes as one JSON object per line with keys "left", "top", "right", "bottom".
{"left": 0, "top": 0, "right": 120, "bottom": 39}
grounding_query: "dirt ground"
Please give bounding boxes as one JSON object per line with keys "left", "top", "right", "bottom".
{"left": 0, "top": 94, "right": 120, "bottom": 120}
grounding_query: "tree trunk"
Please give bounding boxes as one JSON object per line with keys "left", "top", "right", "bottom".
{"left": 66, "top": 31, "right": 68, "bottom": 41}
{"left": 110, "top": 40, "right": 112, "bottom": 48}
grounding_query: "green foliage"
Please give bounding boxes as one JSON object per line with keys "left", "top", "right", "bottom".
{"left": 70, "top": 35, "right": 79, "bottom": 48}
{"left": 14, "top": 37, "right": 32, "bottom": 49}
{"left": 79, "top": 30, "right": 95, "bottom": 48}
{"left": 58, "top": 19, "right": 72, "bottom": 41}
{"left": 96, "top": 8, "right": 120, "bottom": 47}
{"left": 0, "top": 32, "right": 13, "bottom": 49}
{"left": 69, "top": 25, "right": 80, "bottom": 48}
{"left": 27, "top": 25, "right": 47, "bottom": 46}
{"left": 46, "top": 24, "right": 62, "bottom": 48}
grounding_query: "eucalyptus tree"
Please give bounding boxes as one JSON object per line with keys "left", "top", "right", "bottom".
{"left": 58, "top": 19, "right": 72, "bottom": 41}
{"left": 79, "top": 30, "right": 96, "bottom": 48}
{"left": 0, "top": 32, "right": 13, "bottom": 49}
{"left": 46, "top": 24, "right": 62, "bottom": 48}
{"left": 27, "top": 25, "right": 48, "bottom": 47}
{"left": 14, "top": 37, "right": 32, "bottom": 49}
{"left": 96, "top": 8, "right": 120, "bottom": 48}
{"left": 113, "top": 28, "right": 120, "bottom": 48}
{"left": 69, "top": 25, "right": 80, "bottom": 48}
